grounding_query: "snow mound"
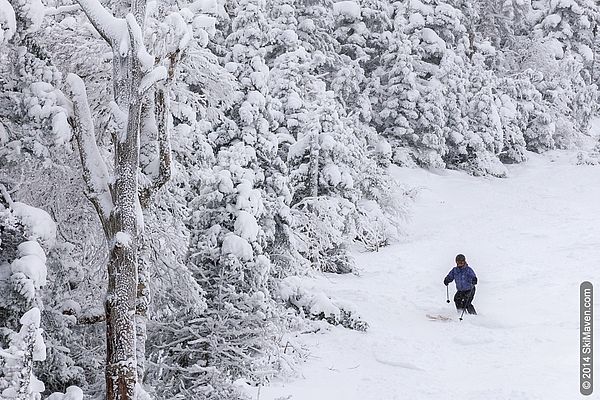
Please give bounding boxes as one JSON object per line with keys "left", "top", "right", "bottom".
{"left": 221, "top": 233, "right": 254, "bottom": 261}
{"left": 11, "top": 253, "right": 47, "bottom": 288}
{"left": 234, "top": 210, "right": 260, "bottom": 242}
{"left": 47, "top": 386, "right": 84, "bottom": 400}
{"left": 11, "top": 202, "right": 57, "bottom": 248}
{"left": 333, "top": 1, "right": 361, "bottom": 19}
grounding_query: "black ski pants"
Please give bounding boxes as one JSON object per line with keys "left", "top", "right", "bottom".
{"left": 454, "top": 287, "right": 477, "bottom": 315}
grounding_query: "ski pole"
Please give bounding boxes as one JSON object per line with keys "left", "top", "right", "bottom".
{"left": 459, "top": 306, "right": 467, "bottom": 321}
{"left": 446, "top": 285, "right": 450, "bottom": 303}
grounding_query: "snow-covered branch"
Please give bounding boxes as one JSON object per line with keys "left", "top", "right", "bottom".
{"left": 66, "top": 73, "right": 114, "bottom": 224}
{"left": 139, "top": 88, "right": 172, "bottom": 206}
{"left": 74, "top": 0, "right": 126, "bottom": 46}
{"left": 125, "top": 13, "right": 153, "bottom": 70}
{"left": 139, "top": 66, "right": 167, "bottom": 95}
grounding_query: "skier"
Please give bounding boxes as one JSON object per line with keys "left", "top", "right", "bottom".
{"left": 444, "top": 254, "right": 477, "bottom": 315}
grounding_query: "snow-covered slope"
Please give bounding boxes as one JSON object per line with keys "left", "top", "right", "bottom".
{"left": 255, "top": 144, "right": 600, "bottom": 400}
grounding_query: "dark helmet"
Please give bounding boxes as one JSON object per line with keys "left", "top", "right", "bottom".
{"left": 455, "top": 254, "right": 466, "bottom": 262}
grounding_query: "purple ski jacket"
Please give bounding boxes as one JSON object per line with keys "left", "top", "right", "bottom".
{"left": 444, "top": 264, "right": 477, "bottom": 291}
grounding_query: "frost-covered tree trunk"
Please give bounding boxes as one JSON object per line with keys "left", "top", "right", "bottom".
{"left": 65, "top": 0, "right": 171, "bottom": 398}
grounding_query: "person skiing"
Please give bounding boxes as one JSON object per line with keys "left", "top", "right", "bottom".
{"left": 444, "top": 254, "right": 477, "bottom": 315}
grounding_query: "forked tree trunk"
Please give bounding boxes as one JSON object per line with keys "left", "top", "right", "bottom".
{"left": 105, "top": 31, "right": 145, "bottom": 399}
{"left": 66, "top": 0, "right": 172, "bottom": 398}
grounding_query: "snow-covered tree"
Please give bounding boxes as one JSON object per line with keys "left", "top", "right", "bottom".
{"left": 0, "top": 308, "right": 47, "bottom": 400}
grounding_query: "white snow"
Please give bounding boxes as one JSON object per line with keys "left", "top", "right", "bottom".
{"left": 421, "top": 28, "right": 446, "bottom": 51}
{"left": 0, "top": 0, "right": 16, "bottom": 44}
{"left": 286, "top": 91, "right": 303, "bottom": 111}
{"left": 279, "top": 276, "right": 342, "bottom": 318}
{"left": 77, "top": 0, "right": 128, "bottom": 47}
{"left": 66, "top": 73, "right": 114, "bottom": 218}
{"left": 20, "top": 307, "right": 46, "bottom": 362}
{"left": 187, "top": 0, "right": 218, "bottom": 14}
{"left": 60, "top": 299, "right": 82, "bottom": 316}
{"left": 221, "top": 233, "right": 254, "bottom": 261}
{"left": 134, "top": 383, "right": 152, "bottom": 400}
{"left": 246, "top": 90, "right": 267, "bottom": 108}
{"left": 17, "top": 240, "right": 47, "bottom": 263}
{"left": 236, "top": 180, "right": 264, "bottom": 216}
{"left": 218, "top": 170, "right": 235, "bottom": 193}
{"left": 193, "top": 15, "right": 216, "bottom": 37}
{"left": 577, "top": 43, "right": 594, "bottom": 63}
{"left": 20, "top": 306, "right": 41, "bottom": 327}
{"left": 541, "top": 13, "right": 561, "bottom": 29}
{"left": 408, "top": 13, "right": 425, "bottom": 29}
{"left": 114, "top": 231, "right": 132, "bottom": 247}
{"left": 375, "top": 138, "right": 392, "bottom": 156}
{"left": 12, "top": 254, "right": 47, "bottom": 288}
{"left": 543, "top": 37, "right": 565, "bottom": 59}
{"left": 52, "top": 111, "right": 72, "bottom": 145}
{"left": 24, "top": 0, "right": 46, "bottom": 33}
{"left": 47, "top": 386, "right": 84, "bottom": 400}
{"left": 257, "top": 145, "right": 600, "bottom": 400}
{"left": 409, "top": 0, "right": 434, "bottom": 16}
{"left": 298, "top": 18, "right": 315, "bottom": 32}
{"left": 139, "top": 66, "right": 167, "bottom": 95}
{"left": 323, "top": 163, "right": 342, "bottom": 186}
{"left": 287, "top": 135, "right": 311, "bottom": 161}
{"left": 123, "top": 14, "right": 153, "bottom": 72}
{"left": 332, "top": 1, "right": 361, "bottom": 20}
{"left": 11, "top": 202, "right": 57, "bottom": 248}
{"left": 234, "top": 210, "right": 260, "bottom": 242}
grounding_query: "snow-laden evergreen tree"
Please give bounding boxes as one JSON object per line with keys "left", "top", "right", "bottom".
{"left": 157, "top": 0, "right": 294, "bottom": 396}
{"left": 0, "top": 307, "right": 47, "bottom": 399}
{"left": 371, "top": 24, "right": 418, "bottom": 165}
{"left": 495, "top": 76, "right": 528, "bottom": 164}
{"left": 142, "top": 35, "right": 239, "bottom": 395}
{"left": 524, "top": 0, "right": 600, "bottom": 149}
{"left": 356, "top": 0, "right": 393, "bottom": 75}
{"left": 0, "top": 12, "right": 103, "bottom": 386}
{"left": 455, "top": 51, "right": 507, "bottom": 176}
{"left": 0, "top": 190, "right": 54, "bottom": 339}
{"left": 333, "top": 0, "right": 369, "bottom": 64}
{"left": 0, "top": 194, "right": 85, "bottom": 399}
{"left": 377, "top": 0, "right": 459, "bottom": 168}
{"left": 464, "top": 0, "right": 531, "bottom": 50}
{"left": 532, "top": 0, "right": 599, "bottom": 68}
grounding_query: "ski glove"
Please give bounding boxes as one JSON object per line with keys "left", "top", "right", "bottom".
{"left": 443, "top": 277, "right": 451, "bottom": 286}
{"left": 472, "top": 277, "right": 478, "bottom": 285}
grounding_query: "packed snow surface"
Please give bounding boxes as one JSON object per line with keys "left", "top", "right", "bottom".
{"left": 257, "top": 147, "right": 600, "bottom": 400}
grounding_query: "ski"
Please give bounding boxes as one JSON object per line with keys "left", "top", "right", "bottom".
{"left": 426, "top": 314, "right": 453, "bottom": 321}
